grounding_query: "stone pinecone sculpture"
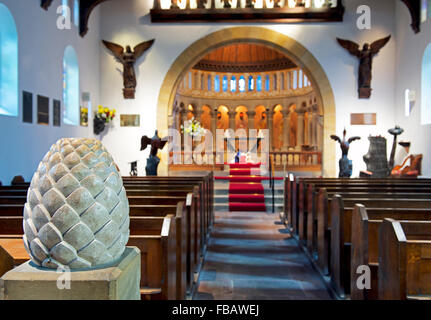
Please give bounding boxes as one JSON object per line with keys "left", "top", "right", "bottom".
{"left": 23, "top": 138, "right": 130, "bottom": 269}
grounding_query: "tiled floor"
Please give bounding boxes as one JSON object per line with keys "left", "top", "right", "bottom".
{"left": 194, "top": 211, "right": 332, "bottom": 300}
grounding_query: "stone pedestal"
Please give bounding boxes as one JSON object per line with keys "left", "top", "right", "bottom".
{"left": 0, "top": 247, "right": 140, "bottom": 300}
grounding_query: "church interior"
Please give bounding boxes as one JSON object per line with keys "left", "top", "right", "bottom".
{"left": 1, "top": 0, "right": 431, "bottom": 303}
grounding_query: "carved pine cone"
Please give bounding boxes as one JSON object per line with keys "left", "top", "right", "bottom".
{"left": 23, "top": 138, "right": 130, "bottom": 269}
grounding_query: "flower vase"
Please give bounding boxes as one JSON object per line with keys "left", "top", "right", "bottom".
{"left": 93, "top": 116, "right": 106, "bottom": 135}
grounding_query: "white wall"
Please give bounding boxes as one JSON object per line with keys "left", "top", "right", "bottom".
{"left": 0, "top": 0, "right": 100, "bottom": 184}
{"left": 99, "top": 0, "right": 397, "bottom": 177}
{"left": 394, "top": 2, "right": 431, "bottom": 177}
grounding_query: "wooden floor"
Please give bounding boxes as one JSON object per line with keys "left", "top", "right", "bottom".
{"left": 194, "top": 211, "right": 332, "bottom": 300}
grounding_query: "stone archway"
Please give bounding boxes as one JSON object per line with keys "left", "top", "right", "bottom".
{"left": 157, "top": 26, "right": 336, "bottom": 177}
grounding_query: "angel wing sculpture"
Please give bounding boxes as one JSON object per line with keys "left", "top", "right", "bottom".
{"left": 140, "top": 130, "right": 168, "bottom": 176}
{"left": 331, "top": 128, "right": 361, "bottom": 178}
{"left": 337, "top": 35, "right": 391, "bottom": 98}
{"left": 102, "top": 39, "right": 155, "bottom": 99}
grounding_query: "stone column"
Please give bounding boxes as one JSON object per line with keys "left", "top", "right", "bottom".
{"left": 297, "top": 112, "right": 304, "bottom": 149}
{"left": 229, "top": 109, "right": 235, "bottom": 131}
{"left": 267, "top": 106, "right": 273, "bottom": 152}
{"left": 248, "top": 111, "right": 255, "bottom": 130}
{"left": 283, "top": 108, "right": 290, "bottom": 152}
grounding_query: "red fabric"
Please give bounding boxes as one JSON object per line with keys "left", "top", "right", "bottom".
{"left": 229, "top": 183, "right": 264, "bottom": 194}
{"left": 229, "top": 168, "right": 251, "bottom": 176}
{"left": 229, "top": 194, "right": 265, "bottom": 203}
{"left": 229, "top": 202, "right": 266, "bottom": 212}
{"left": 215, "top": 176, "right": 283, "bottom": 182}
{"left": 226, "top": 165, "right": 267, "bottom": 212}
{"left": 227, "top": 163, "right": 261, "bottom": 169}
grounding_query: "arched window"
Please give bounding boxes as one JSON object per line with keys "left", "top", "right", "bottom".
{"left": 188, "top": 72, "right": 192, "bottom": 89}
{"left": 248, "top": 76, "right": 254, "bottom": 91}
{"left": 293, "top": 70, "right": 298, "bottom": 90}
{"left": 222, "top": 75, "right": 228, "bottom": 92}
{"left": 422, "top": 43, "right": 431, "bottom": 124}
{"left": 299, "top": 70, "right": 303, "bottom": 88}
{"left": 281, "top": 73, "right": 285, "bottom": 91}
{"left": 230, "top": 76, "right": 236, "bottom": 92}
{"left": 239, "top": 76, "right": 246, "bottom": 92}
{"left": 304, "top": 74, "right": 309, "bottom": 87}
{"left": 273, "top": 74, "right": 277, "bottom": 90}
{"left": 0, "top": 4, "right": 18, "bottom": 117}
{"left": 265, "top": 75, "right": 270, "bottom": 91}
{"left": 214, "top": 75, "right": 220, "bottom": 92}
{"left": 73, "top": 0, "right": 80, "bottom": 27}
{"left": 256, "top": 75, "right": 262, "bottom": 92}
{"left": 207, "top": 75, "right": 212, "bottom": 91}
{"left": 63, "top": 46, "right": 80, "bottom": 125}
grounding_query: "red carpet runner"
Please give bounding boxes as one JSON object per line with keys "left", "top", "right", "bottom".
{"left": 218, "top": 163, "right": 267, "bottom": 212}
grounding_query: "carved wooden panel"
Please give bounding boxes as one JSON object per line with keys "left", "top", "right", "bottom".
{"left": 40, "top": 0, "right": 54, "bottom": 10}
{"left": 400, "top": 0, "right": 421, "bottom": 33}
{"left": 150, "top": 1, "right": 345, "bottom": 23}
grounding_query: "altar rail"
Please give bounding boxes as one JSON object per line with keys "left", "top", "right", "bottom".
{"left": 151, "top": 0, "right": 345, "bottom": 23}
{"left": 168, "top": 150, "right": 322, "bottom": 172}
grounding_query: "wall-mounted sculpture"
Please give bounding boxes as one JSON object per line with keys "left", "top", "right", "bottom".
{"left": 141, "top": 130, "right": 168, "bottom": 176}
{"left": 330, "top": 128, "right": 361, "bottom": 178}
{"left": 337, "top": 35, "right": 391, "bottom": 99}
{"left": 102, "top": 39, "right": 155, "bottom": 99}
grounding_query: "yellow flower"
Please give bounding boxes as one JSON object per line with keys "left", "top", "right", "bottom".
{"left": 104, "top": 108, "right": 109, "bottom": 113}
{"left": 113, "top": 109, "right": 116, "bottom": 113}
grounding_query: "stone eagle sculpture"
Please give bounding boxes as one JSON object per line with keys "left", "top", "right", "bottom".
{"left": 102, "top": 39, "right": 155, "bottom": 99}
{"left": 337, "top": 35, "right": 391, "bottom": 99}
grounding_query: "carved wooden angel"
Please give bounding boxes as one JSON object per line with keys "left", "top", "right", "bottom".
{"left": 102, "top": 39, "right": 155, "bottom": 99}
{"left": 337, "top": 35, "right": 391, "bottom": 98}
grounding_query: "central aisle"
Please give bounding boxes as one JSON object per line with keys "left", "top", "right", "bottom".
{"left": 194, "top": 211, "right": 333, "bottom": 300}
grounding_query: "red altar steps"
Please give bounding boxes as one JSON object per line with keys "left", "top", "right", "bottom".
{"left": 216, "top": 163, "right": 268, "bottom": 212}
{"left": 215, "top": 176, "right": 283, "bottom": 182}
{"left": 229, "top": 183, "right": 264, "bottom": 194}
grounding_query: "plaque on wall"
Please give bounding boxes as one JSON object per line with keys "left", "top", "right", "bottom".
{"left": 120, "top": 114, "right": 140, "bottom": 127}
{"left": 23, "top": 91, "right": 33, "bottom": 124}
{"left": 37, "top": 95, "right": 49, "bottom": 125}
{"left": 53, "top": 100, "right": 61, "bottom": 127}
{"left": 350, "top": 113, "right": 376, "bottom": 125}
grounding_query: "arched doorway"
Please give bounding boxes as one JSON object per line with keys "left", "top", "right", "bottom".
{"left": 157, "top": 27, "right": 336, "bottom": 177}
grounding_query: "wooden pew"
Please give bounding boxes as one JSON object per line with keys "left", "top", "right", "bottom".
{"left": 124, "top": 180, "right": 210, "bottom": 247}
{"left": 127, "top": 214, "right": 177, "bottom": 300}
{"left": 0, "top": 196, "right": 197, "bottom": 300}
{"left": 378, "top": 219, "right": 431, "bottom": 300}
{"left": 0, "top": 239, "right": 27, "bottom": 278}
{"left": 351, "top": 205, "right": 431, "bottom": 300}
{"left": 125, "top": 183, "right": 207, "bottom": 256}
{"left": 296, "top": 178, "right": 431, "bottom": 239}
{"left": 330, "top": 196, "right": 431, "bottom": 298}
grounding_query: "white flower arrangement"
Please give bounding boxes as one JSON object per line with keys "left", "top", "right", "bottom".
{"left": 181, "top": 117, "right": 206, "bottom": 138}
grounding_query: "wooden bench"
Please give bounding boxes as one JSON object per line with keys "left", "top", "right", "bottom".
{"left": 329, "top": 195, "right": 431, "bottom": 297}
{"left": 0, "top": 239, "right": 27, "bottom": 278}
{"left": 0, "top": 196, "right": 197, "bottom": 300}
{"left": 284, "top": 176, "right": 431, "bottom": 299}
{"left": 378, "top": 218, "right": 431, "bottom": 300}
{"left": 124, "top": 180, "right": 212, "bottom": 247}
{"left": 351, "top": 205, "right": 431, "bottom": 300}
{"left": 0, "top": 213, "right": 184, "bottom": 301}
{"left": 128, "top": 213, "right": 179, "bottom": 300}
